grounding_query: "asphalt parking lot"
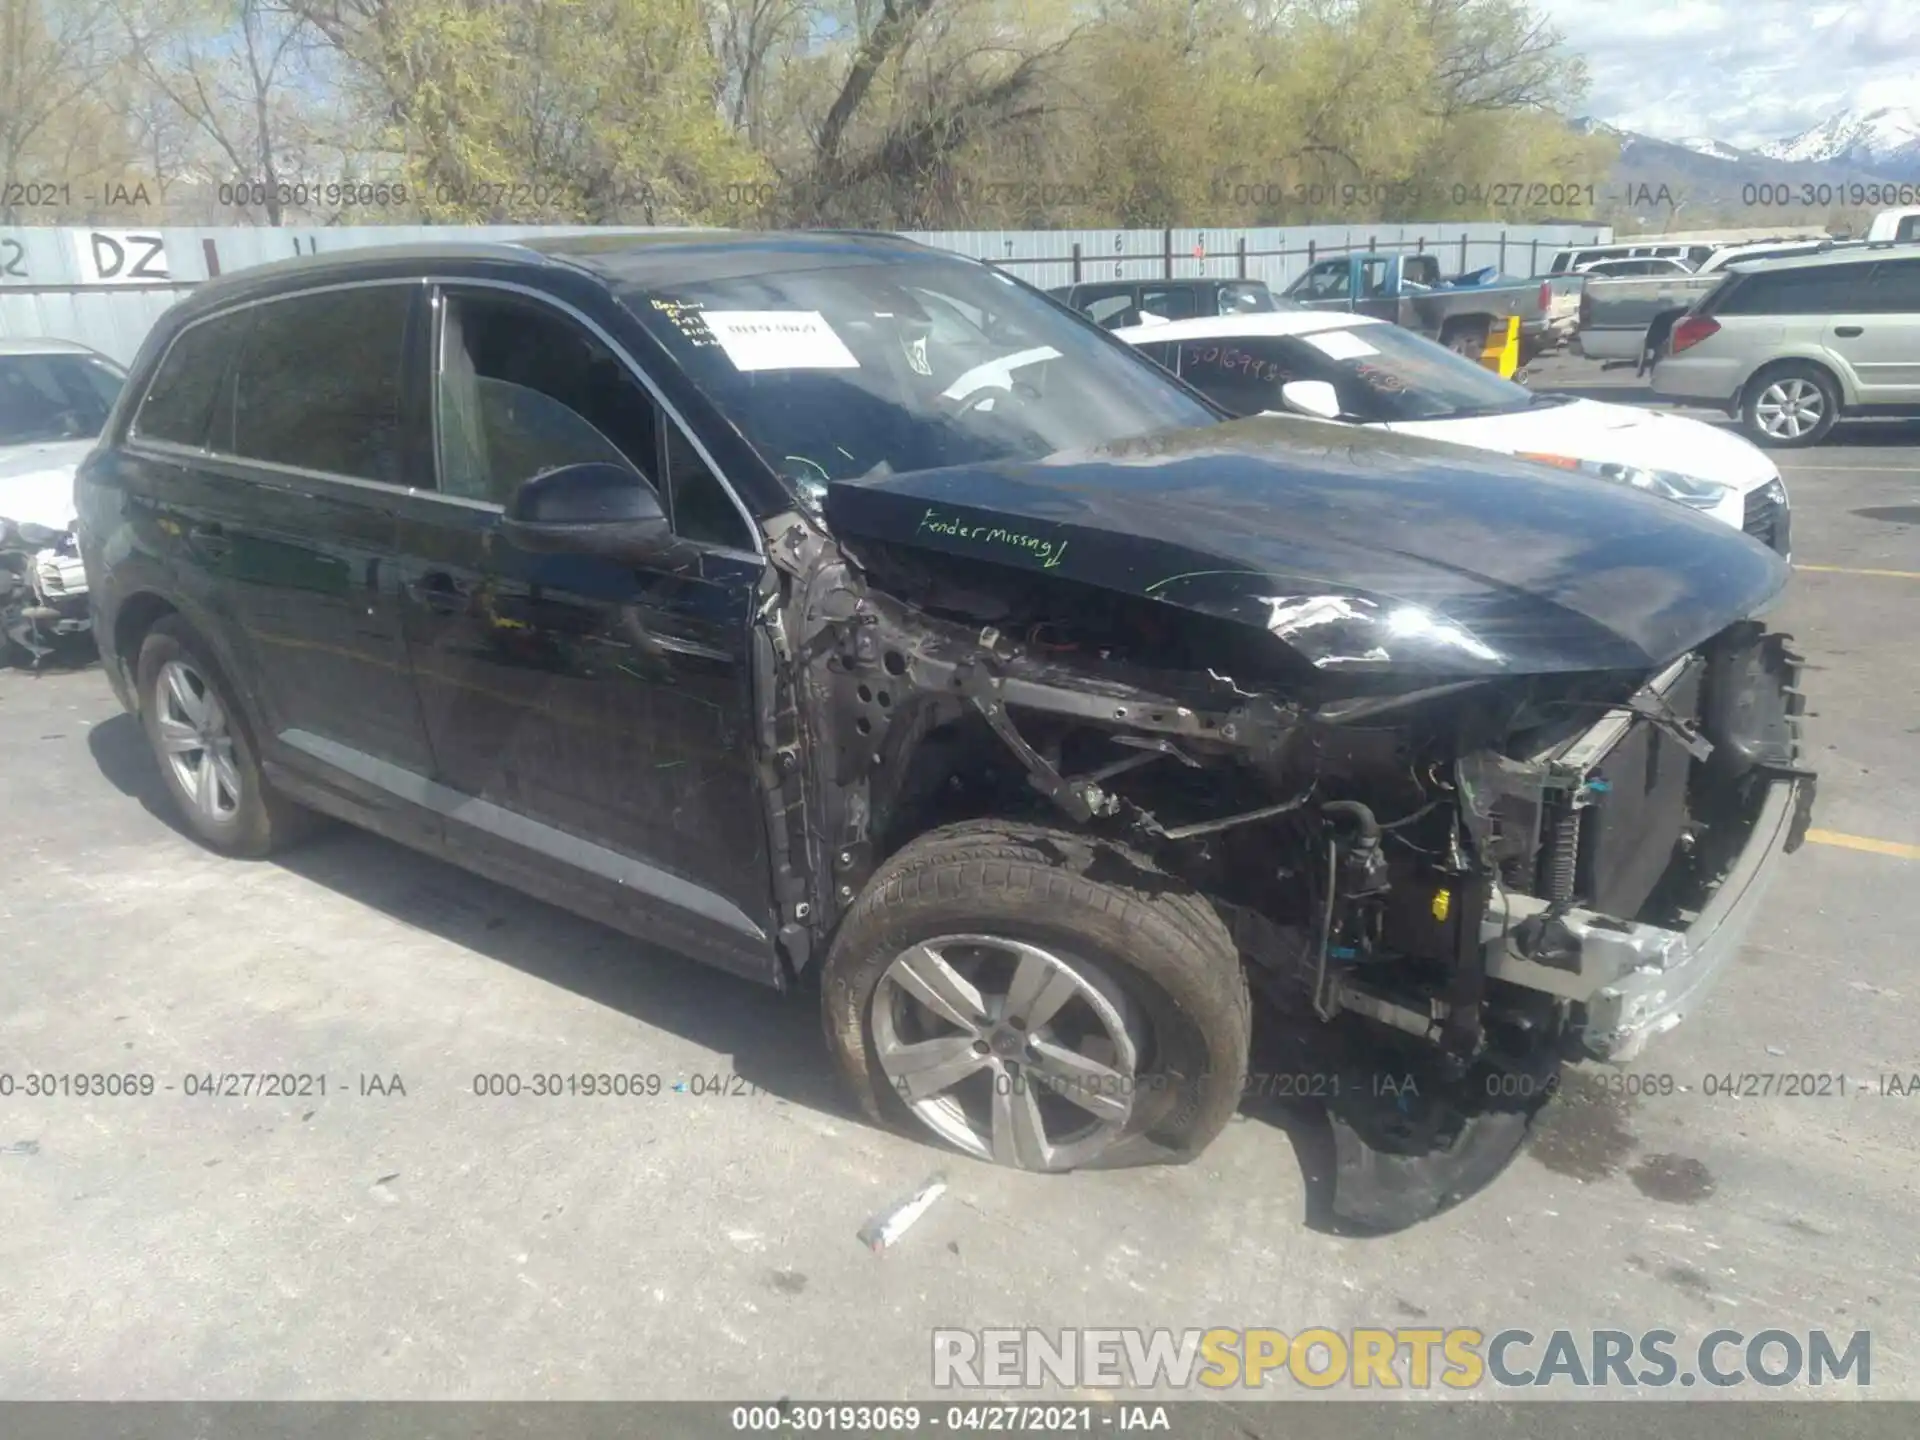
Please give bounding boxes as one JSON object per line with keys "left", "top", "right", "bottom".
{"left": 2, "top": 357, "right": 1917, "bottom": 1404}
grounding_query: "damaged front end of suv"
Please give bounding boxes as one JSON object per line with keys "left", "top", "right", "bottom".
{"left": 761, "top": 418, "right": 1814, "bottom": 1227}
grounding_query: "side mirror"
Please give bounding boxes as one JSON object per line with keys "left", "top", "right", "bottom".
{"left": 500, "top": 462, "right": 677, "bottom": 562}
{"left": 1279, "top": 380, "right": 1343, "bottom": 421}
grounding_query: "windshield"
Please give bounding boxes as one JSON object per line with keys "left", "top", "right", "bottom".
{"left": 1170, "top": 322, "right": 1537, "bottom": 422}
{"left": 626, "top": 259, "right": 1219, "bottom": 491}
{"left": 0, "top": 352, "right": 125, "bottom": 446}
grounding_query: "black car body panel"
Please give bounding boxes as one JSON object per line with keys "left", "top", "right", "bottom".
{"left": 73, "top": 230, "right": 1813, "bottom": 1225}
{"left": 824, "top": 415, "right": 1789, "bottom": 678}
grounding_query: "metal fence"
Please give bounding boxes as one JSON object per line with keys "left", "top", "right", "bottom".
{"left": 0, "top": 221, "right": 1609, "bottom": 364}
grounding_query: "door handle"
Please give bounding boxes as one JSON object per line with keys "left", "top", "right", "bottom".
{"left": 187, "top": 522, "right": 229, "bottom": 558}
{"left": 1834, "top": 325, "right": 1863, "bottom": 337}
{"left": 407, "top": 571, "right": 464, "bottom": 614}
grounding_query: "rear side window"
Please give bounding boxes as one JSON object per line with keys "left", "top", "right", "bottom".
{"left": 1863, "top": 259, "right": 1920, "bottom": 313}
{"left": 133, "top": 313, "right": 249, "bottom": 447}
{"left": 229, "top": 285, "right": 418, "bottom": 483}
{"left": 1713, "top": 264, "right": 1877, "bottom": 316}
{"left": 1897, "top": 216, "right": 1919, "bottom": 243}
{"left": 1138, "top": 287, "right": 1197, "bottom": 321}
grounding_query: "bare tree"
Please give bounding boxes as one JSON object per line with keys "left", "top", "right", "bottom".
{"left": 115, "top": 0, "right": 331, "bottom": 224}
{"left": 0, "top": 0, "right": 121, "bottom": 220}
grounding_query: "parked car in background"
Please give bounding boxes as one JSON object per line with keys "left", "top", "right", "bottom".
{"left": 1279, "top": 251, "right": 1582, "bottom": 363}
{"left": 1867, "top": 207, "right": 1920, "bottom": 243}
{"left": 1575, "top": 257, "right": 1696, "bottom": 278}
{"left": 1, "top": 337, "right": 124, "bottom": 663}
{"left": 1115, "top": 311, "right": 1791, "bottom": 553}
{"left": 1576, "top": 238, "right": 1858, "bottom": 366}
{"left": 1652, "top": 244, "right": 1920, "bottom": 447}
{"left": 1046, "top": 277, "right": 1280, "bottom": 329}
{"left": 1549, "top": 241, "right": 1715, "bottom": 274}
{"left": 74, "top": 232, "right": 1813, "bottom": 1229}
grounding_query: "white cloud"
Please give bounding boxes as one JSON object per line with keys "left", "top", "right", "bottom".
{"left": 1536, "top": 0, "right": 1920, "bottom": 145}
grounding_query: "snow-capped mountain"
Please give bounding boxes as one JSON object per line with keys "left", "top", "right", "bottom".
{"left": 1675, "top": 137, "right": 1754, "bottom": 163}
{"left": 1758, "top": 107, "right": 1920, "bottom": 174}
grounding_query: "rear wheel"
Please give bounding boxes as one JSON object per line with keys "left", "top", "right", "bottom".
{"left": 1740, "top": 363, "right": 1839, "bottom": 448}
{"left": 1444, "top": 324, "right": 1487, "bottom": 358}
{"left": 136, "top": 617, "right": 315, "bottom": 856}
{"left": 822, "top": 821, "right": 1250, "bottom": 1171}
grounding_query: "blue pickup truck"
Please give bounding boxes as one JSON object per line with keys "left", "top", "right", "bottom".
{"left": 1279, "top": 252, "right": 1583, "bottom": 363}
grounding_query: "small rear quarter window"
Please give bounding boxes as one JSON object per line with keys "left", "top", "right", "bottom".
{"left": 132, "top": 311, "right": 250, "bottom": 447}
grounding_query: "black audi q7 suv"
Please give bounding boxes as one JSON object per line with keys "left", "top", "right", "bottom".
{"left": 76, "top": 230, "right": 1814, "bottom": 1228}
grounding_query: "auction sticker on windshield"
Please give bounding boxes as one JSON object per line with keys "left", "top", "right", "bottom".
{"left": 1305, "top": 329, "right": 1379, "bottom": 360}
{"left": 702, "top": 310, "right": 860, "bottom": 371}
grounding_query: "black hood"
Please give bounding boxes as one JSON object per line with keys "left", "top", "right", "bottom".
{"left": 822, "top": 415, "right": 1790, "bottom": 678}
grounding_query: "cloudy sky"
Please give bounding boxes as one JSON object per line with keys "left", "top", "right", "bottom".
{"left": 1536, "top": 0, "right": 1920, "bottom": 145}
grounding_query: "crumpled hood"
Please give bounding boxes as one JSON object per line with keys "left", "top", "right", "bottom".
{"left": 0, "top": 439, "right": 93, "bottom": 531}
{"left": 823, "top": 415, "right": 1790, "bottom": 678}
{"left": 1385, "top": 398, "right": 1780, "bottom": 494}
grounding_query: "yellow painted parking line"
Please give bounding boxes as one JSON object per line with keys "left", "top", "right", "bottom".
{"left": 1795, "top": 564, "right": 1920, "bottom": 580}
{"left": 1806, "top": 829, "right": 1920, "bottom": 861}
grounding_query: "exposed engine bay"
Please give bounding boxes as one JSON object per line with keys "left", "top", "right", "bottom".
{"left": 751, "top": 498, "right": 1815, "bottom": 1225}
{"left": 1, "top": 525, "right": 91, "bottom": 667}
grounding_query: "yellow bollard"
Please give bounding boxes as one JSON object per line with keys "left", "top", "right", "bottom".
{"left": 1479, "top": 315, "right": 1520, "bottom": 378}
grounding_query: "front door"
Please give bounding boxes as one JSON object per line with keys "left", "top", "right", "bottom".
{"left": 392, "top": 283, "right": 779, "bottom": 981}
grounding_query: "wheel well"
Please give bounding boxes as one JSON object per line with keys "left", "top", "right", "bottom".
{"left": 1740, "top": 357, "right": 1841, "bottom": 409}
{"left": 1439, "top": 315, "right": 1490, "bottom": 341}
{"left": 112, "top": 593, "right": 177, "bottom": 678}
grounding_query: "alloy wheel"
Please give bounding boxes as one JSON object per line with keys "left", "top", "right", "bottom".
{"left": 155, "top": 659, "right": 243, "bottom": 823}
{"left": 1754, "top": 378, "right": 1826, "bottom": 440}
{"left": 871, "top": 934, "right": 1147, "bottom": 1171}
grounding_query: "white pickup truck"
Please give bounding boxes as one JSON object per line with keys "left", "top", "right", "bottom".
{"left": 1574, "top": 238, "right": 1851, "bottom": 366}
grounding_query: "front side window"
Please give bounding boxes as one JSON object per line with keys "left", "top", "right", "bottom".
{"left": 229, "top": 286, "right": 418, "bottom": 483}
{"left": 626, "top": 259, "right": 1217, "bottom": 490}
{"left": 437, "top": 289, "right": 752, "bottom": 550}
{"left": 0, "top": 351, "right": 126, "bottom": 445}
{"left": 1176, "top": 323, "right": 1535, "bottom": 423}
{"left": 1288, "top": 260, "right": 1351, "bottom": 299}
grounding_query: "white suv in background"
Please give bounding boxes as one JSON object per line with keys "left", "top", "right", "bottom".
{"left": 1113, "top": 310, "right": 1792, "bottom": 555}
{"left": 1652, "top": 245, "right": 1920, "bottom": 447}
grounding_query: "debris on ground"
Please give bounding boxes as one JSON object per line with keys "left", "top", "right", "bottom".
{"left": 857, "top": 1172, "right": 947, "bottom": 1253}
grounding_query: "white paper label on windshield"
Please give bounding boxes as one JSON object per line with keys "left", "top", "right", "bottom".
{"left": 702, "top": 311, "right": 860, "bottom": 371}
{"left": 1304, "top": 329, "right": 1379, "bottom": 360}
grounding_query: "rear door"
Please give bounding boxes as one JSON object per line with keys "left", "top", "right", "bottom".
{"left": 1827, "top": 257, "right": 1920, "bottom": 407}
{"left": 131, "top": 282, "right": 441, "bottom": 848}
{"left": 391, "top": 282, "right": 779, "bottom": 981}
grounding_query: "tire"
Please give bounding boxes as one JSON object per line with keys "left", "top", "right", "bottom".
{"left": 821, "top": 820, "right": 1251, "bottom": 1171}
{"left": 1443, "top": 325, "right": 1486, "bottom": 358}
{"left": 135, "top": 616, "right": 314, "bottom": 857}
{"left": 1740, "top": 362, "right": 1840, "bottom": 448}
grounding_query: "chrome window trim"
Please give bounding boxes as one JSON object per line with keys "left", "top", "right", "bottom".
{"left": 124, "top": 270, "right": 765, "bottom": 561}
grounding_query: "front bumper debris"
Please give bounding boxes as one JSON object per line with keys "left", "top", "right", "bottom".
{"left": 1484, "top": 772, "right": 1814, "bottom": 1060}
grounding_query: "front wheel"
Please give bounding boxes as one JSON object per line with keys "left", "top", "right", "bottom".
{"left": 136, "top": 616, "right": 315, "bottom": 856}
{"left": 1741, "top": 364, "right": 1840, "bottom": 448}
{"left": 822, "top": 821, "right": 1251, "bottom": 1171}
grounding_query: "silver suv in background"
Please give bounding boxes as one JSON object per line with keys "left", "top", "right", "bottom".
{"left": 1652, "top": 245, "right": 1920, "bottom": 447}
